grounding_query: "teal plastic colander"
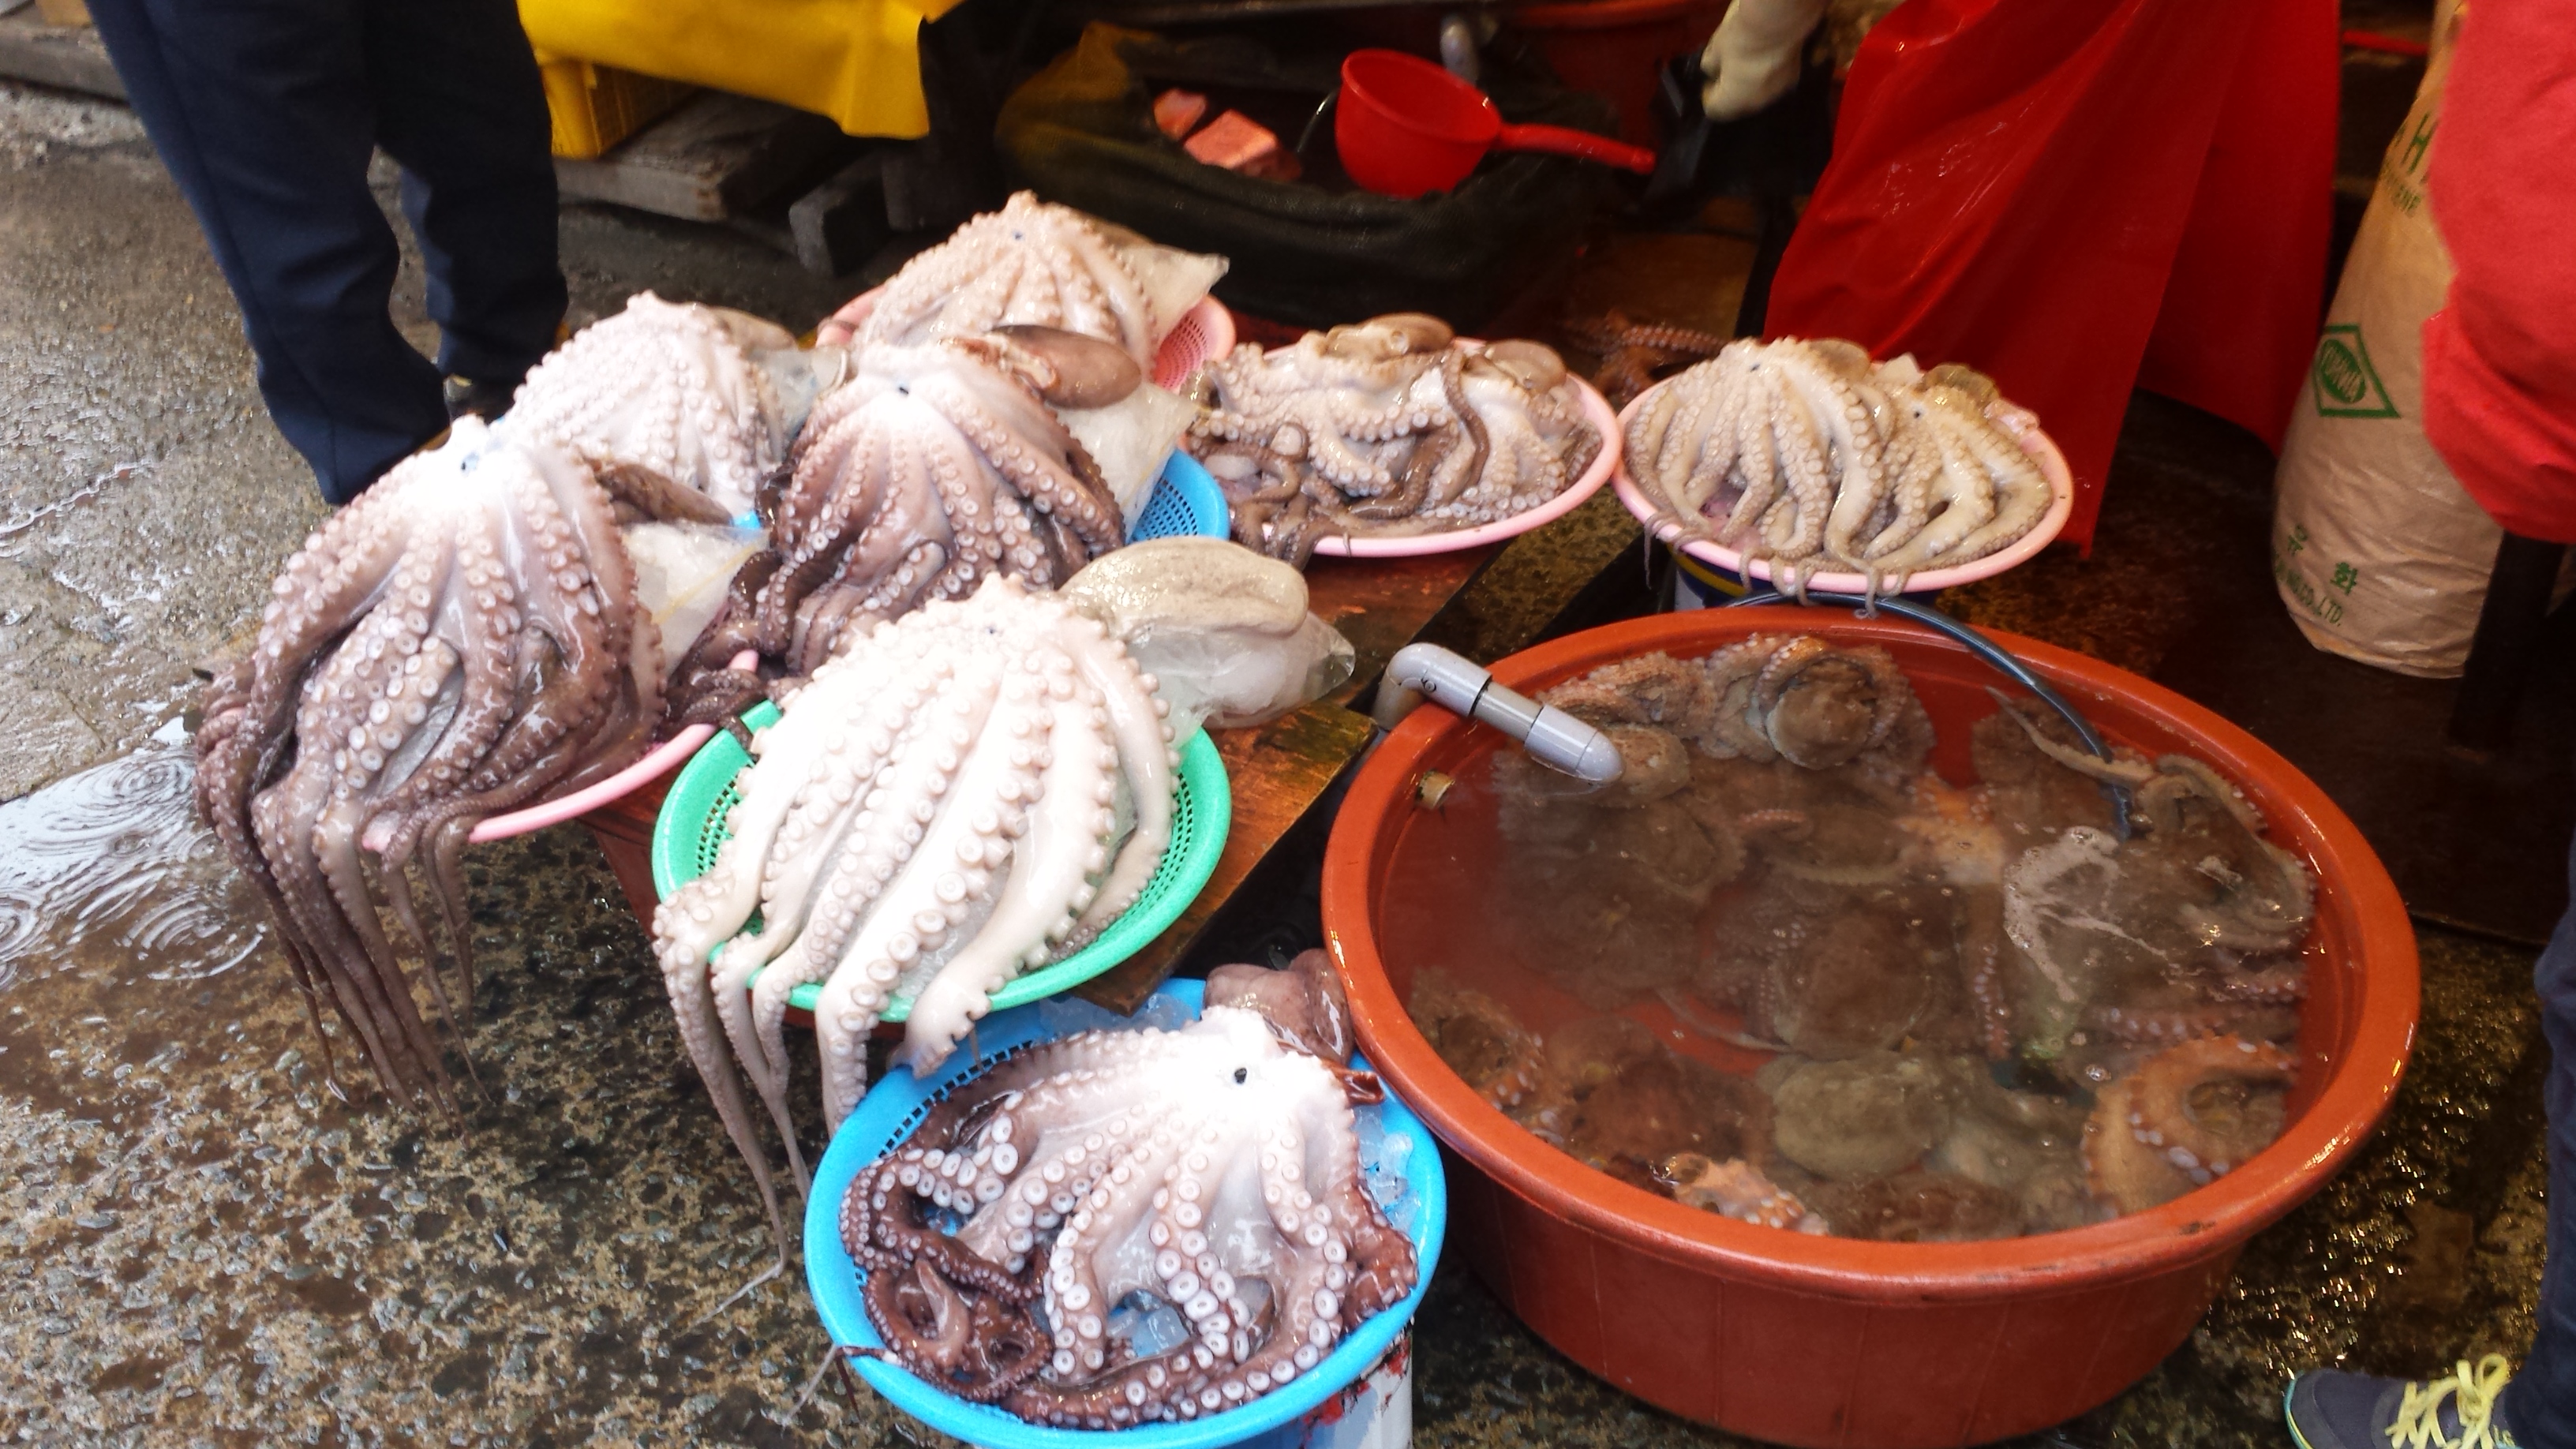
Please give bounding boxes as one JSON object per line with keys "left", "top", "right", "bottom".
{"left": 650, "top": 702, "right": 1228, "bottom": 1019}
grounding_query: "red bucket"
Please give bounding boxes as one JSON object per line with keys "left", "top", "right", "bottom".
{"left": 1320, "top": 608, "right": 2418, "bottom": 1447}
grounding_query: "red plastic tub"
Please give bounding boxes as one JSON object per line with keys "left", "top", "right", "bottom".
{"left": 1320, "top": 608, "right": 2418, "bottom": 1447}
{"left": 1508, "top": 0, "right": 1729, "bottom": 146}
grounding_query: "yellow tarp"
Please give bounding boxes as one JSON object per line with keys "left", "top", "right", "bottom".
{"left": 518, "top": 0, "right": 966, "bottom": 140}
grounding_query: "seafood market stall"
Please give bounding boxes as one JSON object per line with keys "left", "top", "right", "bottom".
{"left": 180, "top": 163, "right": 2413, "bottom": 1447}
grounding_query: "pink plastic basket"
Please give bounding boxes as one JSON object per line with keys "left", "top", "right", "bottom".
{"left": 1608, "top": 383, "right": 2076, "bottom": 594}
{"left": 444, "top": 650, "right": 756, "bottom": 846}
{"left": 1308, "top": 361, "right": 1620, "bottom": 559}
{"left": 1152, "top": 296, "right": 1234, "bottom": 389}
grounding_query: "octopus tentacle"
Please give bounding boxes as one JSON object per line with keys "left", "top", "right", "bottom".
{"left": 812, "top": 657, "right": 1010, "bottom": 1121}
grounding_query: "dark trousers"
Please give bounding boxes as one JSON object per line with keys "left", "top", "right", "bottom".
{"left": 87, "top": 0, "right": 567, "bottom": 504}
{"left": 2514, "top": 840, "right": 2576, "bottom": 1445}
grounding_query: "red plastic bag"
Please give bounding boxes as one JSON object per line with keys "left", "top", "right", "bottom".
{"left": 1764, "top": 0, "right": 2337, "bottom": 549}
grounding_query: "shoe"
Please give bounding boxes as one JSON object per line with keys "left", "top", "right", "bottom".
{"left": 2286, "top": 1355, "right": 2522, "bottom": 1449}
{"left": 442, "top": 375, "right": 517, "bottom": 422}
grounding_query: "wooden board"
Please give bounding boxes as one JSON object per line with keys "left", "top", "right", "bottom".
{"left": 0, "top": 6, "right": 120, "bottom": 98}
{"left": 554, "top": 91, "right": 846, "bottom": 223}
{"left": 1073, "top": 699, "right": 1376, "bottom": 1013}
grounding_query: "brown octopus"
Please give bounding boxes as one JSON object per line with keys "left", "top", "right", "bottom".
{"left": 677, "top": 328, "right": 1136, "bottom": 721}
{"left": 195, "top": 420, "right": 671, "bottom": 1103}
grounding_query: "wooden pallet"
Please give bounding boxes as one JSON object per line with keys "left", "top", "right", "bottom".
{"left": 0, "top": 5, "right": 122, "bottom": 99}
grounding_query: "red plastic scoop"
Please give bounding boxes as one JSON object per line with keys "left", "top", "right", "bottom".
{"left": 1335, "top": 48, "right": 1657, "bottom": 199}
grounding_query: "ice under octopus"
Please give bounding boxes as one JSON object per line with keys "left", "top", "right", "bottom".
{"left": 1623, "top": 339, "right": 2054, "bottom": 591}
{"left": 195, "top": 417, "right": 674, "bottom": 1103}
{"left": 1187, "top": 313, "right": 1601, "bottom": 565}
{"left": 650, "top": 574, "right": 1178, "bottom": 1265}
{"left": 841, "top": 952, "right": 1418, "bottom": 1428}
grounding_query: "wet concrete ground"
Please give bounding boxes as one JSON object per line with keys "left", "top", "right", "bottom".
{"left": 0, "top": 58, "right": 2557, "bottom": 1449}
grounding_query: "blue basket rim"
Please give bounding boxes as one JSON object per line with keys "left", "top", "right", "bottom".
{"left": 1144, "top": 450, "right": 1230, "bottom": 544}
{"left": 803, "top": 979, "right": 1447, "bottom": 1449}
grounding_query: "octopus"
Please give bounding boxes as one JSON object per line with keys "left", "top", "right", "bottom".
{"left": 1799, "top": 1169, "right": 2020, "bottom": 1243}
{"left": 1622, "top": 338, "right": 2053, "bottom": 592}
{"left": 2084, "top": 1035, "right": 2297, "bottom": 1212}
{"left": 501, "top": 291, "right": 803, "bottom": 521}
{"left": 1765, "top": 1050, "right": 1953, "bottom": 1181}
{"left": 650, "top": 575, "right": 1178, "bottom": 1264}
{"left": 833, "top": 191, "right": 1228, "bottom": 371}
{"left": 1058, "top": 537, "right": 1356, "bottom": 732}
{"left": 1992, "top": 699, "right": 2316, "bottom": 1062}
{"left": 1424, "top": 635, "right": 2321, "bottom": 1239}
{"left": 729, "top": 331, "right": 1134, "bottom": 691}
{"left": 1656, "top": 1152, "right": 1825, "bottom": 1232}
{"left": 194, "top": 418, "right": 671, "bottom": 1104}
{"left": 1187, "top": 314, "right": 1601, "bottom": 564}
{"left": 1406, "top": 969, "right": 1545, "bottom": 1110}
{"left": 1564, "top": 309, "right": 1729, "bottom": 410}
{"left": 839, "top": 953, "right": 1418, "bottom": 1428}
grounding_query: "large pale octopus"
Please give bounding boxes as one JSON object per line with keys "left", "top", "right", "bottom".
{"left": 195, "top": 418, "right": 670, "bottom": 1103}
{"left": 1187, "top": 314, "right": 1600, "bottom": 565}
{"left": 1623, "top": 339, "right": 2052, "bottom": 590}
{"left": 841, "top": 953, "right": 1418, "bottom": 1428}
{"left": 650, "top": 575, "right": 1178, "bottom": 1262}
{"left": 837, "top": 191, "right": 1227, "bottom": 371}
{"left": 501, "top": 291, "right": 804, "bottom": 521}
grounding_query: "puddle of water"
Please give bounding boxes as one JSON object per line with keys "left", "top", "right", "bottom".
{"left": 0, "top": 723, "right": 268, "bottom": 994}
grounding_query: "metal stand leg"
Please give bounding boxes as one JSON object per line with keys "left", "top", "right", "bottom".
{"left": 2447, "top": 531, "right": 2567, "bottom": 754}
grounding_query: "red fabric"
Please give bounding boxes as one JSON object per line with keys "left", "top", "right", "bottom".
{"left": 1764, "top": 0, "right": 2336, "bottom": 550}
{"left": 2421, "top": 0, "right": 2576, "bottom": 545}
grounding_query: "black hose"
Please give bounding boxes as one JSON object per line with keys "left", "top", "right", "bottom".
{"left": 1724, "top": 589, "right": 2134, "bottom": 829}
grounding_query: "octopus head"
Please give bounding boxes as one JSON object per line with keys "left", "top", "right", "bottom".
{"left": 990, "top": 324, "right": 1145, "bottom": 409}
{"left": 1473, "top": 339, "right": 1570, "bottom": 392}
{"left": 1321, "top": 313, "right": 1454, "bottom": 363}
{"left": 1756, "top": 641, "right": 1904, "bottom": 769}
{"left": 1205, "top": 948, "right": 1354, "bottom": 1063}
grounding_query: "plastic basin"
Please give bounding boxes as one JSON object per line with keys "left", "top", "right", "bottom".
{"left": 1317, "top": 608, "right": 2418, "bottom": 1447}
{"left": 809, "top": 979, "right": 1447, "bottom": 1449}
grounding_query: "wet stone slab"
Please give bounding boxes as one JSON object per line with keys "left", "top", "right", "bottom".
{"left": 0, "top": 750, "right": 2548, "bottom": 1448}
{"left": 0, "top": 812, "right": 912, "bottom": 1448}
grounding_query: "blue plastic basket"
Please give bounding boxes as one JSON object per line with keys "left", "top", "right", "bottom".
{"left": 1133, "top": 451, "right": 1230, "bottom": 543}
{"left": 807, "top": 979, "right": 1446, "bottom": 1449}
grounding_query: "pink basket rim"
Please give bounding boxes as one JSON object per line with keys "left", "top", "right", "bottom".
{"left": 450, "top": 650, "right": 757, "bottom": 845}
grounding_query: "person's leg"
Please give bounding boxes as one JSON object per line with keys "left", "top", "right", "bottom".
{"left": 2286, "top": 828, "right": 2574, "bottom": 1448}
{"left": 84, "top": 0, "right": 447, "bottom": 504}
{"left": 2505, "top": 839, "right": 2576, "bottom": 1443}
{"left": 361, "top": 0, "right": 565, "bottom": 391}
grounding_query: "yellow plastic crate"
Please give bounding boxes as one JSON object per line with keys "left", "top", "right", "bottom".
{"left": 537, "top": 53, "right": 695, "bottom": 160}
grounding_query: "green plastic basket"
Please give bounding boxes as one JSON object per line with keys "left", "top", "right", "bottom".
{"left": 650, "top": 702, "right": 1230, "bottom": 1019}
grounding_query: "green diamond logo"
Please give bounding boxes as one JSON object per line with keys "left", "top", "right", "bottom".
{"left": 2310, "top": 324, "right": 2399, "bottom": 418}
